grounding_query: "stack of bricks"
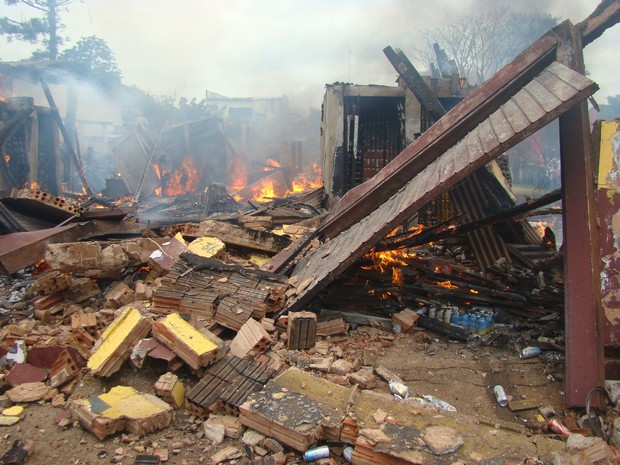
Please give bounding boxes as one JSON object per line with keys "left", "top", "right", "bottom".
{"left": 185, "top": 354, "right": 278, "bottom": 416}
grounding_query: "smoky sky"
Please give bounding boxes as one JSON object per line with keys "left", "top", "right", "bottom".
{"left": 1, "top": 0, "right": 619, "bottom": 112}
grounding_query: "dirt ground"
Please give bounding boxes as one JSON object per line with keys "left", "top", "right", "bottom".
{"left": 0, "top": 322, "right": 571, "bottom": 465}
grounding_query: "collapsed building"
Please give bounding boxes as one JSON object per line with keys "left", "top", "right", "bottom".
{"left": 0, "top": 2, "right": 620, "bottom": 465}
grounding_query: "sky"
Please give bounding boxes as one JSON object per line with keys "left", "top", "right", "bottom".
{"left": 1, "top": 0, "right": 619, "bottom": 113}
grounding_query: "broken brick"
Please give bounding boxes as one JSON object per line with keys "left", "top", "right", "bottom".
{"left": 154, "top": 372, "right": 184, "bottom": 408}
{"left": 229, "top": 318, "right": 272, "bottom": 359}
{"left": 71, "top": 385, "right": 173, "bottom": 440}
{"left": 152, "top": 313, "right": 221, "bottom": 370}
{"left": 87, "top": 306, "right": 152, "bottom": 377}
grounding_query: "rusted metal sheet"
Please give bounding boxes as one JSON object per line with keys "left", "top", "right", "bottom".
{"left": 0, "top": 222, "right": 95, "bottom": 275}
{"left": 595, "top": 121, "right": 620, "bottom": 352}
{"left": 556, "top": 22, "right": 605, "bottom": 408}
{"left": 449, "top": 173, "right": 511, "bottom": 270}
{"left": 285, "top": 62, "right": 597, "bottom": 312}
{"left": 317, "top": 34, "right": 560, "bottom": 240}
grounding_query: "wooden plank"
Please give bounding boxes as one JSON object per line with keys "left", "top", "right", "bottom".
{"left": 501, "top": 98, "right": 531, "bottom": 134}
{"left": 488, "top": 107, "right": 516, "bottom": 144}
{"left": 523, "top": 79, "right": 562, "bottom": 112}
{"left": 534, "top": 69, "right": 580, "bottom": 101}
{"left": 511, "top": 88, "right": 546, "bottom": 123}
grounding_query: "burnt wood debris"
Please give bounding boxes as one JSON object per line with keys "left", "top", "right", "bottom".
{"left": 0, "top": 2, "right": 620, "bottom": 464}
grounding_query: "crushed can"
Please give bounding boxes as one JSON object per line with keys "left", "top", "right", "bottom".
{"left": 547, "top": 419, "right": 570, "bottom": 438}
{"left": 303, "top": 445, "right": 330, "bottom": 461}
{"left": 519, "top": 346, "right": 542, "bottom": 359}
{"left": 493, "top": 385, "right": 508, "bottom": 407}
{"left": 389, "top": 380, "right": 410, "bottom": 400}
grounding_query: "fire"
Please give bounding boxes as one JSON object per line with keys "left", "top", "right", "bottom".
{"left": 392, "top": 267, "right": 404, "bottom": 288}
{"left": 29, "top": 182, "right": 40, "bottom": 189}
{"left": 152, "top": 156, "right": 202, "bottom": 197}
{"left": 252, "top": 178, "right": 278, "bottom": 203}
{"left": 227, "top": 154, "right": 248, "bottom": 193}
{"left": 363, "top": 249, "right": 416, "bottom": 273}
{"left": 470, "top": 289, "right": 479, "bottom": 294}
{"left": 232, "top": 161, "right": 323, "bottom": 203}
{"left": 437, "top": 280, "right": 458, "bottom": 289}
{"left": 153, "top": 164, "right": 163, "bottom": 196}
{"left": 291, "top": 163, "right": 322, "bottom": 193}
{"left": 166, "top": 156, "right": 201, "bottom": 196}
{"left": 265, "top": 158, "right": 281, "bottom": 170}
{"left": 4, "top": 154, "right": 10, "bottom": 163}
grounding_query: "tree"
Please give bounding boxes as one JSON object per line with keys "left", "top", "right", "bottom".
{"left": 413, "top": 5, "right": 558, "bottom": 85}
{"left": 0, "top": 0, "right": 73, "bottom": 60}
{"left": 598, "top": 95, "right": 620, "bottom": 120}
{"left": 59, "top": 36, "right": 122, "bottom": 86}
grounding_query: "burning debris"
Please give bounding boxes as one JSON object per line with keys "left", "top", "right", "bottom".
{"left": 0, "top": 3, "right": 619, "bottom": 465}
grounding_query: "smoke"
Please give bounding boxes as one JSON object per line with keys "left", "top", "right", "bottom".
{"left": 1, "top": 0, "right": 617, "bottom": 111}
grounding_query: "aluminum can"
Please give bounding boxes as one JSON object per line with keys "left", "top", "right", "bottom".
{"left": 493, "top": 385, "right": 508, "bottom": 407}
{"left": 343, "top": 446, "right": 354, "bottom": 463}
{"left": 547, "top": 419, "right": 570, "bottom": 438}
{"left": 389, "top": 380, "right": 410, "bottom": 400}
{"left": 303, "top": 445, "right": 330, "bottom": 461}
{"left": 519, "top": 346, "right": 542, "bottom": 359}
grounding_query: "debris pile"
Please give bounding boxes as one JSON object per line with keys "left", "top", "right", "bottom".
{"left": 1, "top": 4, "right": 620, "bottom": 464}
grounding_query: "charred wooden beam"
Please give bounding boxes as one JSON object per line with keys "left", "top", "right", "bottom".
{"left": 576, "top": 0, "right": 620, "bottom": 47}
{"left": 40, "top": 79, "right": 93, "bottom": 196}
{"left": 383, "top": 46, "right": 446, "bottom": 120}
{"left": 556, "top": 21, "right": 605, "bottom": 407}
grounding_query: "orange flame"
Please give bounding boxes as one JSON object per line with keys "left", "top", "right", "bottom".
{"left": 152, "top": 156, "right": 202, "bottom": 197}
{"left": 227, "top": 154, "right": 248, "bottom": 193}
{"left": 232, "top": 161, "right": 323, "bottom": 203}
{"left": 437, "top": 280, "right": 458, "bottom": 289}
{"left": 165, "top": 156, "right": 201, "bottom": 196}
{"left": 265, "top": 158, "right": 281, "bottom": 170}
{"left": 153, "top": 164, "right": 163, "bottom": 196}
{"left": 291, "top": 163, "right": 322, "bottom": 193}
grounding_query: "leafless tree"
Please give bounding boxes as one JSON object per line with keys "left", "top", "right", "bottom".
{"left": 413, "top": 5, "right": 558, "bottom": 85}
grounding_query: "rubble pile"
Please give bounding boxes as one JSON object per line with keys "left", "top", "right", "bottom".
{"left": 0, "top": 186, "right": 611, "bottom": 464}
{"left": 2, "top": 3, "right": 620, "bottom": 463}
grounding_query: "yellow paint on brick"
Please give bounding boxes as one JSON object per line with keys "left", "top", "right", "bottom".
{"left": 160, "top": 314, "right": 218, "bottom": 355}
{"left": 87, "top": 307, "right": 143, "bottom": 371}
{"left": 187, "top": 236, "right": 225, "bottom": 258}
{"left": 171, "top": 381, "right": 185, "bottom": 408}
{"left": 90, "top": 386, "right": 168, "bottom": 420}
{"left": 2, "top": 406, "right": 24, "bottom": 416}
